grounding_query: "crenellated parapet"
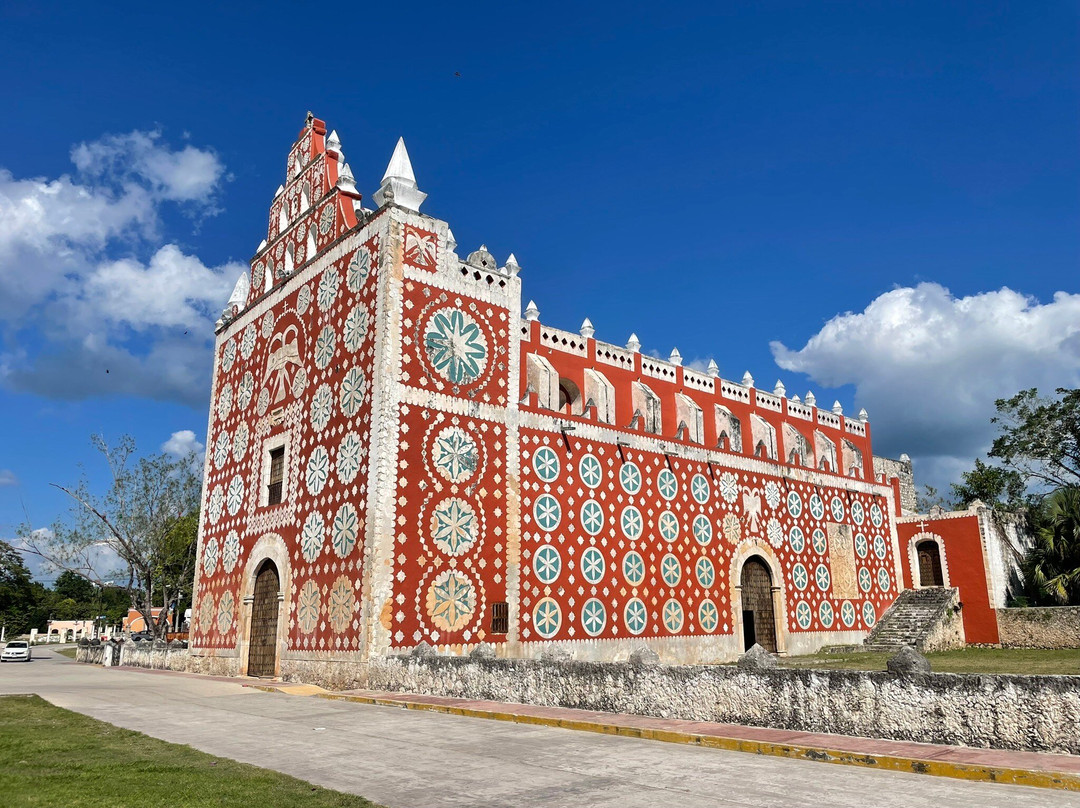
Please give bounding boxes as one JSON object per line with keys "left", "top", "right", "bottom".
{"left": 517, "top": 310, "right": 875, "bottom": 482}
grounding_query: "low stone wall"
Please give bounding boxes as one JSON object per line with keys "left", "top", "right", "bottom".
{"left": 88, "top": 644, "right": 1080, "bottom": 755}
{"left": 997, "top": 607, "right": 1080, "bottom": 649}
{"left": 367, "top": 654, "right": 1080, "bottom": 755}
{"left": 74, "top": 644, "right": 105, "bottom": 665}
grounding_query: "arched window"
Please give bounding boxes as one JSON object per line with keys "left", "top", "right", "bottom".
{"left": 558, "top": 377, "right": 583, "bottom": 415}
{"left": 750, "top": 415, "right": 777, "bottom": 460}
{"left": 715, "top": 405, "right": 743, "bottom": 453}
{"left": 631, "top": 382, "right": 662, "bottom": 434}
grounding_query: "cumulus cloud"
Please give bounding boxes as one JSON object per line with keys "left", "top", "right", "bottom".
{"left": 162, "top": 430, "right": 205, "bottom": 465}
{"left": 771, "top": 283, "right": 1080, "bottom": 488}
{"left": 0, "top": 130, "right": 245, "bottom": 407}
{"left": 70, "top": 129, "right": 225, "bottom": 206}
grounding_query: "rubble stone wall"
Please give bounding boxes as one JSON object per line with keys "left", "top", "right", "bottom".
{"left": 997, "top": 607, "right": 1080, "bottom": 649}
{"left": 366, "top": 654, "right": 1080, "bottom": 754}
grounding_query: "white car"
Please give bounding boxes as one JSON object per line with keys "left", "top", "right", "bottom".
{"left": 1, "top": 641, "right": 31, "bottom": 662}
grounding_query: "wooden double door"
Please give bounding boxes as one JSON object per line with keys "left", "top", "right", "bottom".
{"left": 247, "top": 561, "right": 280, "bottom": 678}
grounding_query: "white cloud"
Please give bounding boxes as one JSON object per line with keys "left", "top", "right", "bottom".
{"left": 162, "top": 430, "right": 205, "bottom": 464}
{"left": 80, "top": 245, "right": 235, "bottom": 331}
{"left": 771, "top": 283, "right": 1080, "bottom": 489}
{"left": 70, "top": 129, "right": 225, "bottom": 206}
{"left": 0, "top": 130, "right": 243, "bottom": 406}
{"left": 0, "top": 469, "right": 17, "bottom": 487}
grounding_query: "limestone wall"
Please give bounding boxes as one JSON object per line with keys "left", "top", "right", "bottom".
{"left": 85, "top": 643, "right": 1080, "bottom": 754}
{"left": 997, "top": 607, "right": 1080, "bottom": 649}
{"left": 367, "top": 655, "right": 1080, "bottom": 754}
{"left": 872, "top": 455, "right": 916, "bottom": 515}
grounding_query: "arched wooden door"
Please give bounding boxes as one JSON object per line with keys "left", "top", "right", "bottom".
{"left": 740, "top": 557, "right": 777, "bottom": 652}
{"left": 916, "top": 541, "right": 944, "bottom": 587}
{"left": 247, "top": 561, "right": 280, "bottom": 677}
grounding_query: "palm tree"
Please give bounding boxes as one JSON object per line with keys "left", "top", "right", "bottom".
{"left": 1023, "top": 487, "right": 1080, "bottom": 605}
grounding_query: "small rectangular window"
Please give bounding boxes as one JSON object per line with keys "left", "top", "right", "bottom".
{"left": 267, "top": 446, "right": 285, "bottom": 505}
{"left": 490, "top": 601, "right": 509, "bottom": 635}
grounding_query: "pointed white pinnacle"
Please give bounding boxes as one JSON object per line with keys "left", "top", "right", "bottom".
{"left": 832, "top": 400, "right": 844, "bottom": 415}
{"left": 257, "top": 239, "right": 267, "bottom": 252}
{"left": 706, "top": 359, "right": 719, "bottom": 378}
{"left": 326, "top": 130, "right": 342, "bottom": 153}
{"left": 669, "top": 347, "right": 682, "bottom": 366}
{"left": 446, "top": 227, "right": 458, "bottom": 250}
{"left": 273, "top": 184, "right": 284, "bottom": 198}
{"left": 805, "top": 391, "right": 817, "bottom": 407}
{"left": 859, "top": 408, "right": 869, "bottom": 422}
{"left": 791, "top": 394, "right": 801, "bottom": 403}
{"left": 626, "top": 333, "right": 641, "bottom": 352}
{"left": 741, "top": 370, "right": 755, "bottom": 388}
{"left": 773, "top": 379, "right": 786, "bottom": 397}
{"left": 225, "top": 271, "right": 249, "bottom": 313}
{"left": 524, "top": 300, "right": 540, "bottom": 321}
{"left": 336, "top": 162, "right": 357, "bottom": 194}
{"left": 373, "top": 137, "right": 426, "bottom": 212}
{"left": 580, "top": 318, "right": 595, "bottom": 339}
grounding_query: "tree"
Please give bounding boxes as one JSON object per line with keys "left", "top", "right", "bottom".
{"left": 0, "top": 540, "right": 36, "bottom": 635}
{"left": 990, "top": 388, "right": 1080, "bottom": 490}
{"left": 18, "top": 434, "right": 201, "bottom": 639}
{"left": 915, "top": 484, "right": 949, "bottom": 514}
{"left": 1023, "top": 487, "right": 1080, "bottom": 605}
{"left": 951, "top": 458, "right": 1027, "bottom": 511}
{"left": 53, "top": 570, "right": 96, "bottom": 604}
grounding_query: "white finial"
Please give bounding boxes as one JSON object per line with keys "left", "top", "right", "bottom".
{"left": 706, "top": 359, "right": 719, "bottom": 378}
{"left": 257, "top": 239, "right": 267, "bottom": 253}
{"left": 741, "top": 370, "right": 755, "bottom": 387}
{"left": 899, "top": 452, "right": 911, "bottom": 463}
{"left": 273, "top": 184, "right": 284, "bottom": 198}
{"left": 336, "top": 162, "right": 357, "bottom": 194}
{"left": 326, "top": 130, "right": 342, "bottom": 153}
{"left": 791, "top": 394, "right": 801, "bottom": 403}
{"left": 505, "top": 253, "right": 520, "bottom": 276}
{"left": 773, "top": 379, "right": 786, "bottom": 397}
{"left": 669, "top": 347, "right": 682, "bottom": 366}
{"left": 626, "top": 333, "right": 641, "bottom": 352}
{"left": 805, "top": 391, "right": 817, "bottom": 407}
{"left": 446, "top": 227, "right": 458, "bottom": 251}
{"left": 580, "top": 318, "right": 595, "bottom": 339}
{"left": 832, "top": 400, "right": 843, "bottom": 415}
{"left": 524, "top": 300, "right": 540, "bottom": 321}
{"left": 373, "top": 137, "right": 427, "bottom": 212}
{"left": 225, "top": 272, "right": 250, "bottom": 314}
{"left": 858, "top": 408, "right": 869, "bottom": 422}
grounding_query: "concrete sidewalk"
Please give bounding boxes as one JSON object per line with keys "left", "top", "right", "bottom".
{"left": 309, "top": 687, "right": 1080, "bottom": 791}
{"left": 4, "top": 651, "right": 1080, "bottom": 808}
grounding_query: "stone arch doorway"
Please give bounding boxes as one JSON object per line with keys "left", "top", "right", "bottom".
{"left": 740, "top": 557, "right": 777, "bottom": 652}
{"left": 247, "top": 560, "right": 281, "bottom": 677}
{"left": 916, "top": 540, "right": 945, "bottom": 587}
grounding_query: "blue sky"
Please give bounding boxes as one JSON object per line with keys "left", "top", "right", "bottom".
{"left": 1, "top": 2, "right": 1078, "bottom": 578}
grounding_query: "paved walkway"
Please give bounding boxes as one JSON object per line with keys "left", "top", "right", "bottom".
{"left": 2, "top": 649, "right": 1079, "bottom": 808}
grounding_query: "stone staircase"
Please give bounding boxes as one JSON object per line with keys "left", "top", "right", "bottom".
{"left": 862, "top": 587, "right": 960, "bottom": 652}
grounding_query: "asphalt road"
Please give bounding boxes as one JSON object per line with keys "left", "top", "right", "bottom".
{"left": 2, "top": 648, "right": 1077, "bottom": 808}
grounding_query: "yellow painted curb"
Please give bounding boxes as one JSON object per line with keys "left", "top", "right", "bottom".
{"left": 304, "top": 692, "right": 1080, "bottom": 792}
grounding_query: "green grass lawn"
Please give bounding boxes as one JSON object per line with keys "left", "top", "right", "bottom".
{"left": 780, "top": 647, "right": 1080, "bottom": 675}
{"left": 0, "top": 695, "right": 382, "bottom": 807}
{"left": 53, "top": 647, "right": 77, "bottom": 659}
